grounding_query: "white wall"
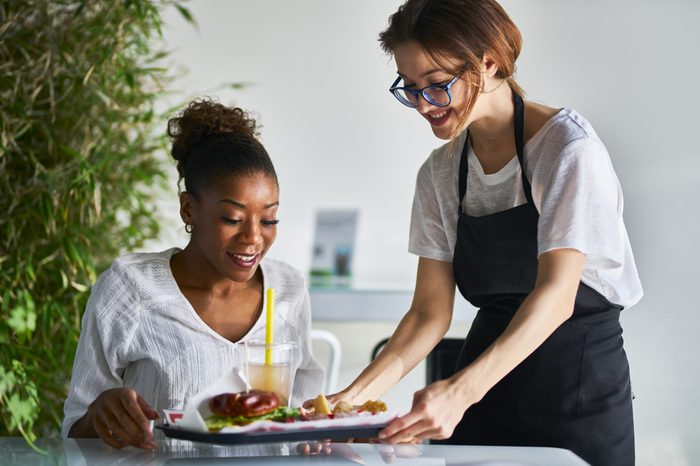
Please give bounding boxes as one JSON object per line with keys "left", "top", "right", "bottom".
{"left": 157, "top": 1, "right": 700, "bottom": 464}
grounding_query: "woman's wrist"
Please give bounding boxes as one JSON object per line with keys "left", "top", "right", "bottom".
{"left": 336, "top": 384, "right": 363, "bottom": 405}
{"left": 450, "top": 366, "right": 488, "bottom": 408}
{"left": 68, "top": 411, "right": 94, "bottom": 438}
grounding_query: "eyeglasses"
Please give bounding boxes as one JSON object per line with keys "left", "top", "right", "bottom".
{"left": 389, "top": 72, "right": 463, "bottom": 108}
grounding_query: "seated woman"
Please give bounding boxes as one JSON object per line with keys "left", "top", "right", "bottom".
{"left": 62, "top": 99, "right": 324, "bottom": 449}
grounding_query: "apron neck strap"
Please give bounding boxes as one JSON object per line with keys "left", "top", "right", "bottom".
{"left": 458, "top": 90, "right": 533, "bottom": 209}
{"left": 513, "top": 92, "right": 534, "bottom": 205}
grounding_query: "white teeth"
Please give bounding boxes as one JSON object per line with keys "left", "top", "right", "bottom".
{"left": 430, "top": 110, "right": 448, "bottom": 119}
{"left": 232, "top": 253, "right": 257, "bottom": 261}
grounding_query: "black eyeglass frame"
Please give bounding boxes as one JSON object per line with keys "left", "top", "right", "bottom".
{"left": 389, "top": 72, "right": 464, "bottom": 108}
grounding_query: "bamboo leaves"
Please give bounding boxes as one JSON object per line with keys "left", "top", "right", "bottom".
{"left": 0, "top": 0, "right": 185, "bottom": 443}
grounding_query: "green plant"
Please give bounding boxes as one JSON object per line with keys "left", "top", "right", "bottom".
{"left": 0, "top": 0, "right": 193, "bottom": 443}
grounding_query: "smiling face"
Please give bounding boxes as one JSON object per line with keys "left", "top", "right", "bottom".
{"left": 181, "top": 172, "right": 279, "bottom": 284}
{"left": 393, "top": 41, "right": 474, "bottom": 140}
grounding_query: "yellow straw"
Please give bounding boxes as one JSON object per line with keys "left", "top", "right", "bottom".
{"left": 265, "top": 288, "right": 274, "bottom": 365}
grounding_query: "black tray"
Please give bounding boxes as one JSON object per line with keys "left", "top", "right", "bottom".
{"left": 156, "top": 422, "right": 387, "bottom": 445}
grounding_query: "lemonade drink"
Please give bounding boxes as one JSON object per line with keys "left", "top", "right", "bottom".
{"left": 245, "top": 341, "right": 295, "bottom": 407}
{"left": 248, "top": 362, "right": 292, "bottom": 407}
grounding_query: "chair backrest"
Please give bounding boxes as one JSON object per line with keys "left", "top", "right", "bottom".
{"left": 425, "top": 338, "right": 463, "bottom": 384}
{"left": 370, "top": 337, "right": 390, "bottom": 361}
{"left": 310, "top": 329, "right": 342, "bottom": 394}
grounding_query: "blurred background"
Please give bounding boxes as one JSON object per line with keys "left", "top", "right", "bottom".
{"left": 2, "top": 1, "right": 698, "bottom": 464}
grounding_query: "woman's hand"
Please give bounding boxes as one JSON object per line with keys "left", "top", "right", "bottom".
{"left": 377, "top": 378, "right": 472, "bottom": 444}
{"left": 85, "top": 388, "right": 159, "bottom": 450}
{"left": 301, "top": 390, "right": 353, "bottom": 410}
{"left": 325, "top": 390, "right": 356, "bottom": 407}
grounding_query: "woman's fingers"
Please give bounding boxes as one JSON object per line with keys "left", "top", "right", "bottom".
{"left": 375, "top": 444, "right": 397, "bottom": 463}
{"left": 137, "top": 394, "right": 160, "bottom": 420}
{"left": 90, "top": 388, "right": 157, "bottom": 450}
{"left": 377, "top": 411, "right": 422, "bottom": 441}
{"left": 378, "top": 407, "right": 449, "bottom": 444}
{"left": 376, "top": 380, "right": 469, "bottom": 444}
{"left": 297, "top": 440, "right": 334, "bottom": 456}
{"left": 297, "top": 441, "right": 324, "bottom": 455}
{"left": 301, "top": 399, "right": 314, "bottom": 409}
{"left": 102, "top": 409, "right": 147, "bottom": 448}
{"left": 93, "top": 416, "right": 127, "bottom": 449}
{"left": 120, "top": 391, "right": 154, "bottom": 434}
{"left": 382, "top": 420, "right": 433, "bottom": 444}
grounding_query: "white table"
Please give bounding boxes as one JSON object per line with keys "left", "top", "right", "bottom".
{"left": 0, "top": 437, "right": 590, "bottom": 465}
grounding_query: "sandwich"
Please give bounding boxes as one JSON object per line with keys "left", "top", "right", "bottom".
{"left": 206, "top": 389, "right": 300, "bottom": 431}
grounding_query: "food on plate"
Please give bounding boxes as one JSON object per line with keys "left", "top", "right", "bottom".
{"left": 305, "top": 394, "right": 388, "bottom": 419}
{"left": 311, "top": 393, "right": 332, "bottom": 415}
{"left": 360, "top": 399, "right": 388, "bottom": 414}
{"left": 332, "top": 400, "right": 354, "bottom": 414}
{"left": 210, "top": 389, "right": 279, "bottom": 417}
{"left": 203, "top": 391, "right": 388, "bottom": 431}
{"left": 206, "top": 389, "right": 300, "bottom": 431}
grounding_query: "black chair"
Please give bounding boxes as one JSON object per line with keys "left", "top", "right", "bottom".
{"left": 425, "top": 338, "right": 464, "bottom": 383}
{"left": 371, "top": 337, "right": 464, "bottom": 384}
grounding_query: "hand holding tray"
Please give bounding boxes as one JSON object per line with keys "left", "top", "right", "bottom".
{"left": 157, "top": 411, "right": 395, "bottom": 445}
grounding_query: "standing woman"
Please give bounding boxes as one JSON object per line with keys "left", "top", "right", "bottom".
{"left": 333, "top": 1, "right": 642, "bottom": 465}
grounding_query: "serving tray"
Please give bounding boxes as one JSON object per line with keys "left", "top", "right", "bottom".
{"left": 156, "top": 422, "right": 388, "bottom": 445}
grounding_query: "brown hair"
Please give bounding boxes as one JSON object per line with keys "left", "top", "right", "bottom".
{"left": 167, "top": 98, "right": 277, "bottom": 196}
{"left": 379, "top": 0, "right": 523, "bottom": 136}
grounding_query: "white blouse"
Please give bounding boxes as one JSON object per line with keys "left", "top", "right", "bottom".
{"left": 62, "top": 248, "right": 324, "bottom": 437}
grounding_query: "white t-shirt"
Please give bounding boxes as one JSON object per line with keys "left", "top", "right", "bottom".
{"left": 61, "top": 248, "right": 324, "bottom": 437}
{"left": 409, "top": 108, "right": 643, "bottom": 308}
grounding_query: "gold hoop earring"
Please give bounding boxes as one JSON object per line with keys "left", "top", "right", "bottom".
{"left": 185, "top": 224, "right": 193, "bottom": 234}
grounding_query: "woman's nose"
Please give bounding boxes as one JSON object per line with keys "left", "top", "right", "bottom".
{"left": 415, "top": 96, "right": 435, "bottom": 113}
{"left": 238, "top": 221, "right": 262, "bottom": 244}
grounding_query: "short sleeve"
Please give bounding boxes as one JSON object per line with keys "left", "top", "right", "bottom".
{"left": 537, "top": 137, "right": 625, "bottom": 269}
{"left": 408, "top": 157, "right": 453, "bottom": 261}
{"left": 61, "top": 264, "right": 140, "bottom": 437}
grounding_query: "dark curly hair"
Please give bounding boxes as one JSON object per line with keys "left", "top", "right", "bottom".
{"left": 167, "top": 98, "right": 278, "bottom": 196}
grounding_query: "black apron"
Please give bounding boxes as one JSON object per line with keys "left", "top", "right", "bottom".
{"left": 446, "top": 92, "right": 635, "bottom": 466}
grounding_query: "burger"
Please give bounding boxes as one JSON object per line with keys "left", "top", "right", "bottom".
{"left": 205, "top": 389, "right": 300, "bottom": 431}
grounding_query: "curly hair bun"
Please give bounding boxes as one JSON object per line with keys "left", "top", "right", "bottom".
{"left": 167, "top": 98, "right": 260, "bottom": 180}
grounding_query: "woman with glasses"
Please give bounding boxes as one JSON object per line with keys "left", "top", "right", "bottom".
{"left": 330, "top": 1, "right": 642, "bottom": 465}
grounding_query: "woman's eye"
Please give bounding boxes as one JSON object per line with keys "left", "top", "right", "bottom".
{"left": 222, "top": 217, "right": 241, "bottom": 225}
{"left": 430, "top": 79, "right": 450, "bottom": 87}
{"left": 262, "top": 219, "right": 280, "bottom": 226}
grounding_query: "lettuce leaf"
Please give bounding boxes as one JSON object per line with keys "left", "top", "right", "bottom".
{"left": 206, "top": 406, "right": 301, "bottom": 431}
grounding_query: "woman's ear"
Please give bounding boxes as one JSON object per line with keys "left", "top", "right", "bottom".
{"left": 179, "top": 191, "right": 196, "bottom": 227}
{"left": 480, "top": 54, "right": 499, "bottom": 78}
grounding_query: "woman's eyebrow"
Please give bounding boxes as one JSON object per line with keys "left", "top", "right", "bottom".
{"left": 218, "top": 199, "right": 279, "bottom": 209}
{"left": 219, "top": 199, "right": 246, "bottom": 208}
{"left": 397, "top": 68, "right": 443, "bottom": 79}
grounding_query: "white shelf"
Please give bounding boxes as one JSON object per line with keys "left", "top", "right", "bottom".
{"left": 309, "top": 287, "right": 476, "bottom": 323}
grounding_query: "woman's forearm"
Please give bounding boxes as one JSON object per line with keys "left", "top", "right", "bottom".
{"left": 452, "top": 283, "right": 574, "bottom": 402}
{"left": 342, "top": 257, "right": 457, "bottom": 403}
{"left": 343, "top": 305, "right": 451, "bottom": 402}
{"left": 452, "top": 249, "right": 584, "bottom": 404}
